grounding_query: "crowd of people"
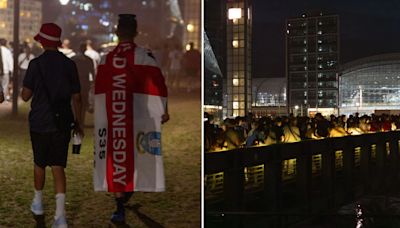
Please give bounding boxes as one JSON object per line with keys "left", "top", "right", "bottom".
{"left": 0, "top": 38, "right": 98, "bottom": 125}
{"left": 0, "top": 14, "right": 176, "bottom": 226}
{"left": 204, "top": 112, "right": 400, "bottom": 152}
{"left": 0, "top": 34, "right": 200, "bottom": 107}
{"left": 152, "top": 41, "right": 201, "bottom": 92}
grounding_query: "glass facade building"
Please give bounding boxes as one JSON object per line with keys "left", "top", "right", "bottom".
{"left": 286, "top": 14, "right": 339, "bottom": 112}
{"left": 252, "top": 78, "right": 286, "bottom": 107}
{"left": 226, "top": 0, "right": 252, "bottom": 117}
{"left": 339, "top": 53, "right": 400, "bottom": 114}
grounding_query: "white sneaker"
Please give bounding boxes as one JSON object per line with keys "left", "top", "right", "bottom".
{"left": 52, "top": 215, "right": 68, "bottom": 228}
{"left": 30, "top": 201, "right": 43, "bottom": 215}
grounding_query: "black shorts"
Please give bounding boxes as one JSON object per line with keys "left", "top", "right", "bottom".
{"left": 30, "top": 131, "right": 71, "bottom": 168}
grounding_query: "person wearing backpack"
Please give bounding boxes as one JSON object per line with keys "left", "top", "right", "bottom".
{"left": 21, "top": 23, "right": 83, "bottom": 228}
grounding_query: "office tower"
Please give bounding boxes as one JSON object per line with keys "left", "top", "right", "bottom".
{"left": 286, "top": 13, "right": 339, "bottom": 114}
{"left": 226, "top": 0, "right": 252, "bottom": 117}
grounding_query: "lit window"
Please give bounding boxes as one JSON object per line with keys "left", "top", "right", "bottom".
{"left": 318, "top": 40, "right": 322, "bottom": 44}
{"left": 232, "top": 40, "right": 239, "bottom": 48}
{"left": 228, "top": 8, "right": 242, "bottom": 20}
{"left": 286, "top": 30, "right": 290, "bottom": 34}
{"left": 233, "top": 79, "right": 239, "bottom": 86}
{"left": 186, "top": 23, "right": 195, "bottom": 32}
{"left": 233, "top": 101, "right": 239, "bottom": 109}
{"left": 303, "top": 40, "right": 307, "bottom": 44}
{"left": 318, "top": 21, "right": 322, "bottom": 25}
{"left": 60, "top": 0, "right": 70, "bottom": 5}
{"left": 317, "top": 31, "right": 322, "bottom": 35}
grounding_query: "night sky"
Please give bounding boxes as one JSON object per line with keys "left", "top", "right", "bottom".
{"left": 253, "top": 0, "right": 400, "bottom": 77}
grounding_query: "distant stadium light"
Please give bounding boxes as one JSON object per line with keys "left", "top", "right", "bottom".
{"left": 59, "top": 0, "right": 69, "bottom": 5}
{"left": 228, "top": 8, "right": 242, "bottom": 20}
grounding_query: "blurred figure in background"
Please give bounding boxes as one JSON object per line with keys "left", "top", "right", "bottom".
{"left": 265, "top": 117, "right": 284, "bottom": 145}
{"left": 168, "top": 43, "right": 182, "bottom": 89}
{"left": 222, "top": 118, "right": 243, "bottom": 150}
{"left": 0, "top": 38, "right": 13, "bottom": 102}
{"left": 84, "top": 40, "right": 100, "bottom": 113}
{"left": 18, "top": 44, "right": 35, "bottom": 92}
{"left": 59, "top": 38, "right": 76, "bottom": 58}
{"left": 283, "top": 117, "right": 301, "bottom": 143}
{"left": 71, "top": 43, "right": 95, "bottom": 127}
{"left": 84, "top": 40, "right": 100, "bottom": 72}
{"left": 0, "top": 83, "right": 3, "bottom": 103}
{"left": 181, "top": 42, "right": 200, "bottom": 92}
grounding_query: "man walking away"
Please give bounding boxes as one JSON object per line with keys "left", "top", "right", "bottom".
{"left": 71, "top": 43, "right": 95, "bottom": 127}
{"left": 21, "top": 23, "right": 83, "bottom": 228}
{"left": 94, "top": 14, "right": 170, "bottom": 224}
{"left": 18, "top": 45, "right": 35, "bottom": 92}
{"left": 181, "top": 42, "right": 200, "bottom": 92}
{"left": 59, "top": 39, "right": 76, "bottom": 58}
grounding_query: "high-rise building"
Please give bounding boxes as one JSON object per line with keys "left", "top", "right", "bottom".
{"left": 204, "top": 0, "right": 225, "bottom": 115}
{"left": 286, "top": 13, "right": 339, "bottom": 113}
{"left": 225, "top": 0, "right": 252, "bottom": 117}
{"left": 0, "top": 0, "right": 42, "bottom": 43}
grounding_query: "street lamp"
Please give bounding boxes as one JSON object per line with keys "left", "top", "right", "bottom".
{"left": 59, "top": 0, "right": 69, "bottom": 5}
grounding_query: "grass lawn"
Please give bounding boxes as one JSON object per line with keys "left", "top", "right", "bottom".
{"left": 0, "top": 93, "right": 201, "bottom": 227}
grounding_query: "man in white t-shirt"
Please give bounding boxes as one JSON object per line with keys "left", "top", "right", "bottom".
{"left": 84, "top": 40, "right": 100, "bottom": 73}
{"left": 168, "top": 43, "right": 182, "bottom": 89}
{"left": 59, "top": 38, "right": 76, "bottom": 58}
{"left": 18, "top": 45, "right": 35, "bottom": 88}
{"left": 0, "top": 39, "right": 14, "bottom": 101}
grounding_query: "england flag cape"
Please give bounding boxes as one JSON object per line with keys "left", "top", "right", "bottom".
{"left": 94, "top": 42, "right": 167, "bottom": 192}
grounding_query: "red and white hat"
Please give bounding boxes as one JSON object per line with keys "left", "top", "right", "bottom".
{"left": 34, "top": 23, "right": 62, "bottom": 47}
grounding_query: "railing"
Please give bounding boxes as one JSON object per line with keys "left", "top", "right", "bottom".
{"left": 205, "top": 131, "right": 400, "bottom": 227}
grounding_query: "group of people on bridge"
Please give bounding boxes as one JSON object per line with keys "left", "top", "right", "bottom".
{"left": 205, "top": 112, "right": 400, "bottom": 152}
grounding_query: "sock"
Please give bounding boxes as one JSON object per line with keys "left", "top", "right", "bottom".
{"left": 123, "top": 192, "right": 134, "bottom": 203}
{"left": 33, "top": 190, "right": 42, "bottom": 204}
{"left": 55, "top": 193, "right": 66, "bottom": 219}
{"left": 115, "top": 197, "right": 125, "bottom": 214}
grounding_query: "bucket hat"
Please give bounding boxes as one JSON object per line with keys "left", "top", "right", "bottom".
{"left": 34, "top": 23, "right": 62, "bottom": 47}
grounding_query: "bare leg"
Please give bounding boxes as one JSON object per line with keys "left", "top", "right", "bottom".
{"left": 34, "top": 164, "right": 46, "bottom": 190}
{"left": 51, "top": 166, "right": 66, "bottom": 193}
